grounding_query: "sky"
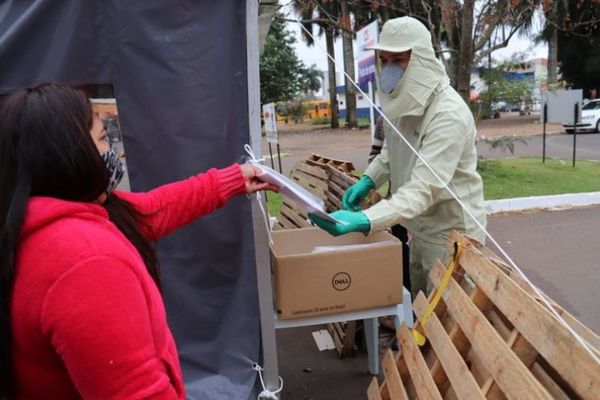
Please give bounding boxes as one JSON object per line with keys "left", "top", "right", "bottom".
{"left": 280, "top": 4, "right": 548, "bottom": 75}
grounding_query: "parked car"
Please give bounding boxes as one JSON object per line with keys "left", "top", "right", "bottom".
{"left": 563, "top": 99, "right": 600, "bottom": 133}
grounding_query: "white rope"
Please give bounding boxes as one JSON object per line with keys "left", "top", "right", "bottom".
{"left": 253, "top": 362, "right": 283, "bottom": 400}
{"left": 289, "top": 14, "right": 600, "bottom": 364}
{"left": 244, "top": 144, "right": 274, "bottom": 245}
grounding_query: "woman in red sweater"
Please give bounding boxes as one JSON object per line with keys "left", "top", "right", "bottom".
{"left": 0, "top": 83, "right": 277, "bottom": 399}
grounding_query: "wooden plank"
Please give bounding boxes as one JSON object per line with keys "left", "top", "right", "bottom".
{"left": 486, "top": 308, "right": 512, "bottom": 341}
{"left": 537, "top": 294, "right": 600, "bottom": 355}
{"left": 382, "top": 349, "right": 409, "bottom": 400}
{"left": 307, "top": 153, "right": 355, "bottom": 173}
{"left": 326, "top": 191, "right": 342, "bottom": 210}
{"left": 429, "top": 261, "right": 553, "bottom": 400}
{"left": 328, "top": 170, "right": 355, "bottom": 190}
{"left": 325, "top": 200, "right": 337, "bottom": 213}
{"left": 458, "top": 247, "right": 600, "bottom": 400}
{"left": 289, "top": 170, "right": 328, "bottom": 193}
{"left": 281, "top": 198, "right": 308, "bottom": 217}
{"left": 367, "top": 377, "right": 384, "bottom": 400}
{"left": 288, "top": 179, "right": 327, "bottom": 199}
{"left": 484, "top": 331, "right": 539, "bottom": 399}
{"left": 396, "top": 354, "right": 418, "bottom": 399}
{"left": 276, "top": 213, "right": 297, "bottom": 230}
{"left": 450, "top": 230, "right": 599, "bottom": 355}
{"left": 424, "top": 287, "right": 492, "bottom": 392}
{"left": 413, "top": 293, "right": 485, "bottom": 400}
{"left": 326, "top": 323, "right": 344, "bottom": 355}
{"left": 327, "top": 164, "right": 358, "bottom": 186}
{"left": 342, "top": 321, "right": 357, "bottom": 357}
{"left": 397, "top": 324, "right": 443, "bottom": 400}
{"left": 380, "top": 382, "right": 391, "bottom": 400}
{"left": 531, "top": 362, "right": 571, "bottom": 400}
{"left": 279, "top": 204, "right": 310, "bottom": 228}
{"left": 294, "top": 161, "right": 329, "bottom": 180}
{"left": 328, "top": 179, "right": 347, "bottom": 198}
{"left": 291, "top": 169, "right": 328, "bottom": 188}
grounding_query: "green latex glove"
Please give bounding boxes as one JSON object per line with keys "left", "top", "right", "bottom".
{"left": 308, "top": 210, "right": 371, "bottom": 237}
{"left": 342, "top": 175, "right": 375, "bottom": 211}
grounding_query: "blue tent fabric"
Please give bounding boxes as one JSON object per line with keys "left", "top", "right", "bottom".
{"left": 0, "top": 1, "right": 259, "bottom": 398}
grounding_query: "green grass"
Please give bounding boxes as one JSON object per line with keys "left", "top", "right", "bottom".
{"left": 266, "top": 191, "right": 283, "bottom": 216}
{"left": 480, "top": 157, "right": 600, "bottom": 200}
{"left": 266, "top": 157, "right": 600, "bottom": 216}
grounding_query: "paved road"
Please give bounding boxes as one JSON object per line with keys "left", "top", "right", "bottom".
{"left": 277, "top": 205, "right": 600, "bottom": 399}
{"left": 265, "top": 130, "right": 600, "bottom": 176}
{"left": 480, "top": 131, "right": 600, "bottom": 160}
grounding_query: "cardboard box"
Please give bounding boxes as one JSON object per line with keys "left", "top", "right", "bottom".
{"left": 270, "top": 227, "right": 403, "bottom": 320}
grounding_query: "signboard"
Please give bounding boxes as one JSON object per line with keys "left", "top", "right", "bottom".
{"left": 262, "top": 102, "right": 278, "bottom": 144}
{"left": 356, "top": 21, "right": 378, "bottom": 85}
{"left": 544, "top": 89, "right": 582, "bottom": 124}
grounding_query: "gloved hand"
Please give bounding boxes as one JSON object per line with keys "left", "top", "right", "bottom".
{"left": 342, "top": 175, "right": 375, "bottom": 211}
{"left": 308, "top": 210, "right": 370, "bottom": 237}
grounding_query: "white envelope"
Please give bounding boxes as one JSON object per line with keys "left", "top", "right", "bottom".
{"left": 253, "top": 163, "right": 346, "bottom": 225}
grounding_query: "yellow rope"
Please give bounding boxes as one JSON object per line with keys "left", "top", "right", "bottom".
{"left": 412, "top": 242, "right": 462, "bottom": 346}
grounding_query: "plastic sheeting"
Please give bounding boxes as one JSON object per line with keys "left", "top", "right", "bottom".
{"left": 0, "top": 1, "right": 259, "bottom": 398}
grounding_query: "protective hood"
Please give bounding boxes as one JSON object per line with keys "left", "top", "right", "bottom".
{"left": 368, "top": 17, "right": 450, "bottom": 118}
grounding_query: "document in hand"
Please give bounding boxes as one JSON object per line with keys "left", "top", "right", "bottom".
{"left": 253, "top": 163, "right": 345, "bottom": 225}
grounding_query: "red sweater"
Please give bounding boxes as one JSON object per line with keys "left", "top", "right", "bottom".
{"left": 11, "top": 164, "right": 246, "bottom": 399}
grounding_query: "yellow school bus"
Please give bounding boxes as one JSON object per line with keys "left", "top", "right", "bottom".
{"left": 304, "top": 100, "right": 331, "bottom": 119}
{"left": 274, "top": 100, "right": 331, "bottom": 123}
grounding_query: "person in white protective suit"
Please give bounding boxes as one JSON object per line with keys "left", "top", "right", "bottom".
{"left": 309, "top": 16, "right": 487, "bottom": 298}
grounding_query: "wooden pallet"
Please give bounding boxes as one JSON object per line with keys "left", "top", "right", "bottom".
{"left": 326, "top": 165, "right": 382, "bottom": 212}
{"left": 368, "top": 231, "right": 600, "bottom": 400}
{"left": 326, "top": 321, "right": 359, "bottom": 357}
{"left": 306, "top": 153, "right": 356, "bottom": 174}
{"left": 274, "top": 199, "right": 311, "bottom": 230}
{"left": 274, "top": 160, "right": 329, "bottom": 231}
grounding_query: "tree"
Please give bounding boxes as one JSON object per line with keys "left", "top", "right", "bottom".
{"left": 291, "top": 0, "right": 341, "bottom": 128}
{"left": 289, "top": 0, "right": 361, "bottom": 128}
{"left": 260, "top": 16, "right": 310, "bottom": 104}
{"left": 340, "top": 0, "right": 358, "bottom": 128}
{"left": 550, "top": 0, "right": 600, "bottom": 93}
{"left": 299, "top": 64, "right": 324, "bottom": 96}
{"left": 474, "top": 58, "right": 534, "bottom": 120}
{"left": 355, "top": 1, "right": 537, "bottom": 103}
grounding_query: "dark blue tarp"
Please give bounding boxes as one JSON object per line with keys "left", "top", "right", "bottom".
{"left": 0, "top": 1, "right": 259, "bottom": 398}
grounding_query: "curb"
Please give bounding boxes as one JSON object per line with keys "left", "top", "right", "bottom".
{"left": 485, "top": 192, "right": 600, "bottom": 214}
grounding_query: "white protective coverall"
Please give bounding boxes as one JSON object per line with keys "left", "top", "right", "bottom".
{"left": 362, "top": 17, "right": 487, "bottom": 297}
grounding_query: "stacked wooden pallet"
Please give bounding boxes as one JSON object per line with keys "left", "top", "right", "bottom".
{"left": 274, "top": 154, "right": 381, "bottom": 230}
{"left": 367, "top": 231, "right": 600, "bottom": 400}
{"left": 306, "top": 153, "right": 356, "bottom": 174}
{"left": 274, "top": 161, "right": 329, "bottom": 230}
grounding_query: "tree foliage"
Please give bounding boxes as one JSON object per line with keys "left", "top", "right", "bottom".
{"left": 473, "top": 57, "right": 534, "bottom": 120}
{"left": 300, "top": 64, "right": 324, "bottom": 95}
{"left": 260, "top": 16, "right": 309, "bottom": 104}
{"left": 556, "top": 0, "right": 600, "bottom": 95}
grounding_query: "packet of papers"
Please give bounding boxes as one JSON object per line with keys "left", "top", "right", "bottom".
{"left": 253, "top": 163, "right": 347, "bottom": 225}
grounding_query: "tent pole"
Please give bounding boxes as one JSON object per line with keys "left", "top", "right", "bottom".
{"left": 246, "top": 0, "right": 280, "bottom": 394}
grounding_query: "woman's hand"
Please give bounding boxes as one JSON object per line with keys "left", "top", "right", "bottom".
{"left": 240, "top": 163, "right": 280, "bottom": 194}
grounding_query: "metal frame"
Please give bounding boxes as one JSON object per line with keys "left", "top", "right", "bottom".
{"left": 246, "top": 0, "right": 280, "bottom": 393}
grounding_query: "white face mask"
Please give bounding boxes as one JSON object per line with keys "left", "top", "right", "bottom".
{"left": 380, "top": 63, "right": 405, "bottom": 94}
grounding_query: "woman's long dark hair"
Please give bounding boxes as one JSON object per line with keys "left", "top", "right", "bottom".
{"left": 0, "top": 83, "right": 159, "bottom": 397}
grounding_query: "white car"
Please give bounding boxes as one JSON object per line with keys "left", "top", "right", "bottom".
{"left": 564, "top": 99, "right": 600, "bottom": 133}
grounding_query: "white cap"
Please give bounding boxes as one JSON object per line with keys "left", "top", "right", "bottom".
{"left": 365, "top": 16, "right": 432, "bottom": 53}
